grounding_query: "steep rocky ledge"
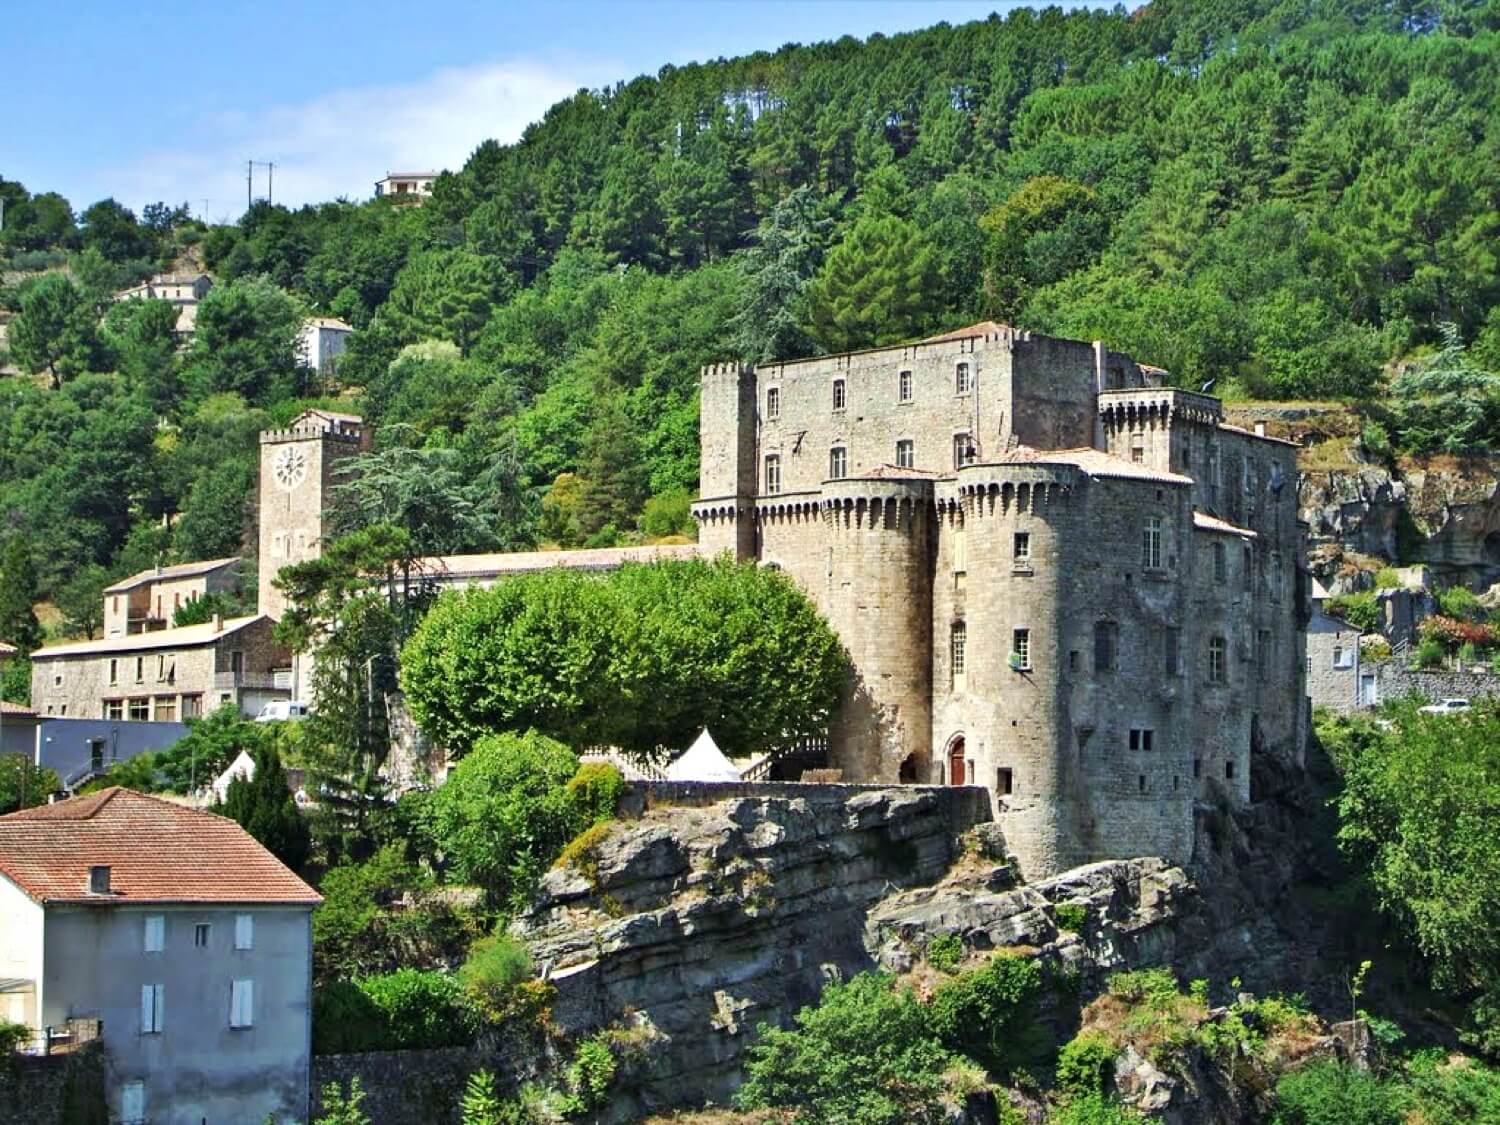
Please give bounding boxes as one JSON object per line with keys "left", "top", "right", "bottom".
{"left": 510, "top": 780, "right": 1336, "bottom": 1118}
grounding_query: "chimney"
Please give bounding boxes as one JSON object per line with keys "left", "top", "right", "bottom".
{"left": 1254, "top": 422, "right": 1267, "bottom": 437}
{"left": 212, "top": 613, "right": 224, "bottom": 633}
{"left": 88, "top": 865, "right": 111, "bottom": 895}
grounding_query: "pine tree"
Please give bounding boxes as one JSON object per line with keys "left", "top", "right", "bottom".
{"left": 222, "top": 743, "right": 311, "bottom": 871}
{"left": 0, "top": 537, "right": 43, "bottom": 652}
{"left": 802, "top": 214, "right": 942, "bottom": 353}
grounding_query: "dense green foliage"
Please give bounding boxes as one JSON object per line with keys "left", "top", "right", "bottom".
{"left": 6, "top": 2, "right": 1500, "bottom": 618}
{"left": 0, "top": 753, "right": 60, "bottom": 813}
{"left": 220, "top": 742, "right": 311, "bottom": 870}
{"left": 401, "top": 557, "right": 847, "bottom": 760}
{"left": 312, "top": 969, "right": 475, "bottom": 1054}
{"left": 92, "top": 706, "right": 274, "bottom": 794}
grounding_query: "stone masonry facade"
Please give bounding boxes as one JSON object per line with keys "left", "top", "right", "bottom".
{"left": 694, "top": 323, "right": 1308, "bottom": 879}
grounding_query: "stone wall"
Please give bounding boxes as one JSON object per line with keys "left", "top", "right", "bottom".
{"left": 1375, "top": 662, "right": 1500, "bottom": 704}
{"left": 313, "top": 1044, "right": 536, "bottom": 1125}
{"left": 0, "top": 1043, "right": 106, "bottom": 1125}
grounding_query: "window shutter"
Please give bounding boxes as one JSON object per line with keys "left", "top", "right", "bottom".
{"left": 121, "top": 1081, "right": 145, "bottom": 1121}
{"left": 231, "top": 979, "right": 254, "bottom": 1028}
{"left": 139, "top": 985, "right": 152, "bottom": 1032}
{"left": 143, "top": 916, "right": 164, "bottom": 953}
{"left": 234, "top": 914, "right": 253, "bottom": 950}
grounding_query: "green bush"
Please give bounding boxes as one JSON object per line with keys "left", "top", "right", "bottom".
{"left": 638, "top": 488, "right": 695, "bottom": 539}
{"left": 318, "top": 969, "right": 475, "bottom": 1052}
{"left": 1414, "top": 637, "right": 1444, "bottom": 669}
{"left": 1439, "top": 584, "right": 1483, "bottom": 622}
{"left": 926, "top": 932, "right": 964, "bottom": 973}
{"left": 312, "top": 980, "right": 385, "bottom": 1055}
{"left": 460, "top": 1070, "right": 505, "bottom": 1125}
{"left": 566, "top": 762, "right": 627, "bottom": 826}
{"left": 1360, "top": 420, "right": 1393, "bottom": 461}
{"left": 1325, "top": 592, "right": 1382, "bottom": 634}
{"left": 567, "top": 1033, "right": 618, "bottom": 1111}
{"left": 1055, "top": 903, "right": 1089, "bottom": 933}
{"left": 1056, "top": 1031, "right": 1117, "bottom": 1099}
{"left": 928, "top": 953, "right": 1044, "bottom": 1076}
{"left": 736, "top": 972, "right": 956, "bottom": 1124}
{"left": 315, "top": 1078, "right": 371, "bottom": 1125}
{"left": 1373, "top": 568, "right": 1402, "bottom": 591}
{"left": 0, "top": 1018, "right": 30, "bottom": 1055}
{"left": 1051, "top": 1092, "right": 1146, "bottom": 1124}
{"left": 1273, "top": 1061, "right": 1407, "bottom": 1125}
{"left": 459, "top": 933, "right": 534, "bottom": 1023}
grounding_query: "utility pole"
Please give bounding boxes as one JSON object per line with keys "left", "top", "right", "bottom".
{"left": 247, "top": 160, "right": 253, "bottom": 211}
{"left": 267, "top": 162, "right": 275, "bottom": 206}
{"left": 246, "top": 160, "right": 277, "bottom": 208}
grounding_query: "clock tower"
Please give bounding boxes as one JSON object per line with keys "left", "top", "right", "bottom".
{"left": 257, "top": 410, "right": 369, "bottom": 621}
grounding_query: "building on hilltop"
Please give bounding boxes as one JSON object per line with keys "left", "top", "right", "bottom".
{"left": 693, "top": 322, "right": 1308, "bottom": 879}
{"left": 112, "top": 272, "right": 213, "bottom": 337}
{"left": 0, "top": 787, "right": 320, "bottom": 1124}
{"left": 297, "top": 316, "right": 353, "bottom": 376}
{"left": 374, "top": 171, "right": 437, "bottom": 200}
{"left": 103, "top": 557, "right": 241, "bottom": 637}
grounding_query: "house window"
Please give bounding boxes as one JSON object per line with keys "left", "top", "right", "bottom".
{"left": 1165, "top": 627, "right": 1180, "bottom": 676}
{"left": 1139, "top": 774, "right": 1147, "bottom": 793}
{"left": 1212, "top": 541, "right": 1227, "bottom": 583}
{"left": 134, "top": 657, "right": 144, "bottom": 683}
{"left": 955, "top": 361, "right": 973, "bottom": 395}
{"left": 128, "top": 699, "right": 149, "bottom": 722}
{"left": 140, "top": 984, "right": 164, "bottom": 1034}
{"left": 997, "top": 767, "right": 1014, "bottom": 796}
{"left": 121, "top": 1081, "right": 146, "bottom": 1124}
{"left": 109, "top": 659, "right": 119, "bottom": 686}
{"left": 105, "top": 699, "right": 124, "bottom": 721}
{"left": 832, "top": 378, "right": 847, "bottom": 411}
{"left": 153, "top": 697, "right": 177, "bottom": 723}
{"left": 1131, "top": 434, "right": 1145, "bottom": 463}
{"left": 1243, "top": 457, "right": 1254, "bottom": 494}
{"left": 194, "top": 923, "right": 211, "bottom": 948}
{"left": 143, "top": 916, "right": 164, "bottom": 953}
{"left": 953, "top": 433, "right": 976, "bottom": 468}
{"left": 765, "top": 386, "right": 780, "bottom": 420}
{"left": 896, "top": 440, "right": 915, "bottom": 469}
{"left": 1069, "top": 650, "right": 1080, "bottom": 672}
{"left": 156, "top": 655, "right": 170, "bottom": 682}
{"left": 898, "top": 370, "right": 913, "bottom": 403}
{"left": 234, "top": 914, "right": 254, "bottom": 951}
{"left": 1129, "top": 728, "right": 1155, "bottom": 752}
{"left": 181, "top": 694, "right": 203, "bottom": 719}
{"left": 1094, "top": 622, "right": 1116, "bottom": 672}
{"left": 1142, "top": 517, "right": 1163, "bottom": 569}
{"left": 1014, "top": 532, "right": 1031, "bottom": 562}
{"left": 952, "top": 524, "right": 967, "bottom": 574}
{"left": 951, "top": 622, "right": 967, "bottom": 690}
{"left": 765, "top": 455, "right": 782, "bottom": 495}
{"left": 1225, "top": 760, "right": 1237, "bottom": 780}
{"left": 1332, "top": 645, "right": 1354, "bottom": 670}
{"left": 230, "top": 979, "right": 254, "bottom": 1029}
{"left": 1208, "top": 636, "right": 1228, "bottom": 684}
{"left": 1012, "top": 629, "right": 1031, "bottom": 670}
{"left": 828, "top": 446, "right": 848, "bottom": 480}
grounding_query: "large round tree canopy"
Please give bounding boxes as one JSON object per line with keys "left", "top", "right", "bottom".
{"left": 400, "top": 557, "right": 848, "bottom": 761}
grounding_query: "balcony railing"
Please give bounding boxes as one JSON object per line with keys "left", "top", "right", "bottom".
{"left": 212, "top": 671, "right": 284, "bottom": 691}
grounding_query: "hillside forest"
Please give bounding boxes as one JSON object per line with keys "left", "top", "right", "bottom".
{"left": 1, "top": 0, "right": 1498, "bottom": 649}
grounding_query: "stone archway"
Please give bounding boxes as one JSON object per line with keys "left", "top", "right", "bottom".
{"left": 947, "top": 737, "right": 967, "bottom": 786}
{"left": 898, "top": 754, "right": 918, "bottom": 783}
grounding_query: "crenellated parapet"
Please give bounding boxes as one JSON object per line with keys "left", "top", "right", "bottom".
{"left": 1098, "top": 388, "right": 1222, "bottom": 430}
{"left": 952, "top": 463, "right": 1079, "bottom": 518}
{"left": 259, "top": 423, "right": 364, "bottom": 445}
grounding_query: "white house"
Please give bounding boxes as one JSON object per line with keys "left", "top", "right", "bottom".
{"left": 374, "top": 172, "right": 437, "bottom": 200}
{"left": 112, "top": 273, "right": 213, "bottom": 337}
{"left": 0, "top": 787, "right": 321, "bottom": 1124}
{"left": 297, "top": 317, "right": 353, "bottom": 376}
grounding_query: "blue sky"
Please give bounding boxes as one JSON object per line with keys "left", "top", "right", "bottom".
{"left": 3, "top": 1, "right": 1105, "bottom": 221}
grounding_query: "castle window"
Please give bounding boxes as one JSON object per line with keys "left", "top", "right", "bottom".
{"left": 1165, "top": 627, "right": 1180, "bottom": 676}
{"left": 951, "top": 622, "right": 967, "bottom": 691}
{"left": 1138, "top": 775, "right": 1147, "bottom": 793}
{"left": 952, "top": 523, "right": 968, "bottom": 573}
{"left": 955, "top": 361, "right": 973, "bottom": 395}
{"left": 1209, "top": 448, "right": 1221, "bottom": 489}
{"left": 765, "top": 386, "right": 780, "bottom": 420}
{"left": 1131, "top": 433, "right": 1146, "bottom": 463}
{"left": 1142, "top": 517, "right": 1163, "bottom": 569}
{"left": 829, "top": 446, "right": 848, "bottom": 480}
{"left": 1194, "top": 758, "right": 1203, "bottom": 778}
{"left": 109, "top": 659, "right": 119, "bottom": 686}
{"left": 898, "top": 370, "right": 913, "bottom": 403}
{"left": 1129, "top": 728, "right": 1154, "bottom": 752}
{"left": 1243, "top": 544, "right": 1253, "bottom": 591}
{"left": 896, "top": 440, "right": 914, "bottom": 469}
{"left": 1208, "top": 636, "right": 1228, "bottom": 684}
{"left": 1012, "top": 629, "right": 1031, "bottom": 670}
{"left": 1013, "top": 532, "right": 1030, "bottom": 562}
{"left": 953, "top": 433, "right": 976, "bottom": 468}
{"left": 134, "top": 657, "right": 144, "bottom": 684}
{"left": 997, "top": 768, "right": 1014, "bottom": 796}
{"left": 1242, "top": 457, "right": 1253, "bottom": 494}
{"left": 764, "top": 455, "right": 782, "bottom": 495}
{"left": 1225, "top": 760, "right": 1237, "bottom": 780}
{"left": 1069, "top": 650, "right": 1080, "bottom": 672}
{"left": 832, "top": 378, "right": 847, "bottom": 411}
{"left": 1269, "top": 553, "right": 1282, "bottom": 600}
{"left": 1094, "top": 621, "right": 1116, "bottom": 672}
{"left": 1259, "top": 630, "right": 1272, "bottom": 680}
{"left": 1212, "top": 540, "right": 1227, "bottom": 583}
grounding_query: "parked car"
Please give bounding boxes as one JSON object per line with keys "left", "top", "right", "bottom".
{"left": 254, "top": 700, "right": 311, "bottom": 723}
{"left": 1418, "top": 698, "right": 1471, "bottom": 715}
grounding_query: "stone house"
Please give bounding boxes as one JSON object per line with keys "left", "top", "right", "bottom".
{"left": 103, "top": 557, "right": 241, "bottom": 637}
{"left": 694, "top": 322, "right": 1307, "bottom": 879}
{"left": 0, "top": 787, "right": 321, "bottom": 1124}
{"left": 1306, "top": 602, "right": 1366, "bottom": 711}
{"left": 374, "top": 172, "right": 437, "bottom": 200}
{"left": 297, "top": 317, "right": 353, "bottom": 376}
{"left": 112, "top": 273, "right": 212, "bottom": 336}
{"left": 29, "top": 615, "right": 291, "bottom": 722}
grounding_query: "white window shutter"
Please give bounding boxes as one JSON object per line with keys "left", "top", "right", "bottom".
{"left": 121, "top": 1080, "right": 145, "bottom": 1121}
{"left": 143, "top": 916, "right": 164, "bottom": 953}
{"left": 230, "top": 979, "right": 253, "bottom": 1028}
{"left": 234, "top": 913, "right": 253, "bottom": 950}
{"left": 154, "top": 984, "right": 163, "bottom": 1032}
{"left": 139, "top": 985, "right": 152, "bottom": 1032}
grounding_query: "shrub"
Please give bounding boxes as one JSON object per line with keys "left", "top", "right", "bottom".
{"left": 567, "top": 1033, "right": 618, "bottom": 1111}
{"left": 313, "top": 844, "right": 454, "bottom": 983}
{"left": 1051, "top": 1092, "right": 1146, "bottom": 1124}
{"left": 1325, "top": 592, "right": 1382, "bottom": 634}
{"left": 315, "top": 1078, "right": 371, "bottom": 1125}
{"left": 556, "top": 821, "right": 615, "bottom": 886}
{"left": 311, "top": 980, "right": 384, "bottom": 1055}
{"left": 1107, "top": 969, "right": 1181, "bottom": 1009}
{"left": 460, "top": 1070, "right": 504, "bottom": 1125}
{"left": 736, "top": 972, "right": 956, "bottom": 1124}
{"left": 1360, "top": 420, "right": 1392, "bottom": 461}
{"left": 638, "top": 488, "right": 695, "bottom": 539}
{"left": 566, "top": 762, "right": 627, "bottom": 826}
{"left": 1373, "top": 568, "right": 1402, "bottom": 591}
{"left": 347, "top": 969, "right": 475, "bottom": 1051}
{"left": 1056, "top": 1031, "right": 1117, "bottom": 1099}
{"left": 1055, "top": 903, "right": 1089, "bottom": 933}
{"left": 1273, "top": 1060, "right": 1407, "bottom": 1124}
{"left": 927, "top": 932, "right": 965, "bottom": 973}
{"left": 928, "top": 953, "right": 1045, "bottom": 1076}
{"left": 1414, "top": 637, "right": 1444, "bottom": 669}
{"left": 459, "top": 933, "right": 535, "bottom": 1024}
{"left": 1438, "top": 584, "right": 1483, "bottom": 622}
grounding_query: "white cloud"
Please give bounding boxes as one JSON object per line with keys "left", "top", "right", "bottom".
{"left": 102, "top": 59, "right": 607, "bottom": 220}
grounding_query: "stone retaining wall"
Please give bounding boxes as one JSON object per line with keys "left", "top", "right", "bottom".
{"left": 1375, "top": 663, "right": 1500, "bottom": 703}
{"left": 0, "top": 1044, "right": 106, "bottom": 1125}
{"left": 625, "top": 780, "right": 993, "bottom": 835}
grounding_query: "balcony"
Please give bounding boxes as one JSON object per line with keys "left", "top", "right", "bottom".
{"left": 213, "top": 671, "right": 284, "bottom": 691}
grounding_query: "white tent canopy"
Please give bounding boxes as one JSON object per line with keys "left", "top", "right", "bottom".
{"left": 210, "top": 750, "right": 256, "bottom": 804}
{"left": 665, "top": 729, "right": 741, "bottom": 782}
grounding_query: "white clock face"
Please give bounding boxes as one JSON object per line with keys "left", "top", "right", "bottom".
{"left": 274, "top": 446, "right": 309, "bottom": 491}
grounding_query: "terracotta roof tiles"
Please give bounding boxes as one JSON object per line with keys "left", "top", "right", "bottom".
{"left": 0, "top": 788, "right": 320, "bottom": 906}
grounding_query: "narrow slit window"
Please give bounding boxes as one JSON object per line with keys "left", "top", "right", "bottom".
{"left": 895, "top": 439, "right": 914, "bottom": 469}
{"left": 898, "top": 370, "right": 913, "bottom": 403}
{"left": 828, "top": 446, "right": 848, "bottom": 480}
{"left": 764, "top": 454, "right": 781, "bottom": 495}
{"left": 765, "top": 386, "right": 780, "bottom": 420}
{"left": 832, "top": 378, "right": 847, "bottom": 411}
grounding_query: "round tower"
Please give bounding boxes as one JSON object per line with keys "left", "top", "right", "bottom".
{"left": 821, "top": 477, "right": 935, "bottom": 782}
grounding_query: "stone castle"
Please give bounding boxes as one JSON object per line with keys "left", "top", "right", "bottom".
{"left": 693, "top": 322, "right": 1307, "bottom": 877}
{"left": 31, "top": 321, "right": 1307, "bottom": 881}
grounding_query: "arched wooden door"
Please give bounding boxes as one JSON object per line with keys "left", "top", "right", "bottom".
{"left": 948, "top": 738, "right": 966, "bottom": 786}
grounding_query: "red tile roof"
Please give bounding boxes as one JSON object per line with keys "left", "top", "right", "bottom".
{"left": 102, "top": 556, "right": 240, "bottom": 594}
{"left": 421, "top": 543, "right": 701, "bottom": 581}
{"left": 0, "top": 701, "right": 37, "bottom": 718}
{"left": 0, "top": 788, "right": 321, "bottom": 906}
{"left": 920, "top": 320, "right": 1014, "bottom": 343}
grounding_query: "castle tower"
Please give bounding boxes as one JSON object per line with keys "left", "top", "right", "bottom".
{"left": 694, "top": 362, "right": 758, "bottom": 560}
{"left": 257, "top": 410, "right": 368, "bottom": 620}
